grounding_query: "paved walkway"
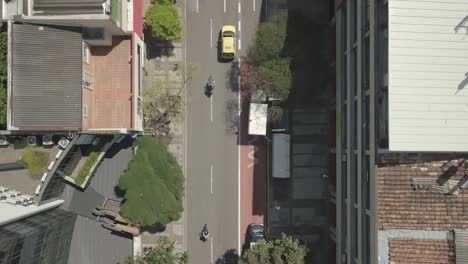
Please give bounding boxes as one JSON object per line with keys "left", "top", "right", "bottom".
{"left": 135, "top": 0, "right": 187, "bottom": 255}
{"left": 239, "top": 59, "right": 266, "bottom": 250}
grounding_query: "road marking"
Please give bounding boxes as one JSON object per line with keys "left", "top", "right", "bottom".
{"left": 238, "top": 20, "right": 241, "bottom": 50}
{"left": 183, "top": 0, "right": 188, "bottom": 252}
{"left": 210, "top": 94, "right": 213, "bottom": 122}
{"left": 210, "top": 18, "right": 213, "bottom": 48}
{"left": 238, "top": 1, "right": 241, "bottom": 13}
{"left": 210, "top": 237, "right": 214, "bottom": 263}
{"left": 196, "top": 0, "right": 199, "bottom": 13}
{"left": 253, "top": 0, "right": 256, "bottom": 11}
{"left": 210, "top": 165, "right": 213, "bottom": 194}
{"left": 237, "top": 58, "right": 242, "bottom": 256}
{"left": 224, "top": 0, "right": 226, "bottom": 13}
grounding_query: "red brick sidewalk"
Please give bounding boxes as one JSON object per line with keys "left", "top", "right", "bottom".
{"left": 239, "top": 59, "right": 266, "bottom": 243}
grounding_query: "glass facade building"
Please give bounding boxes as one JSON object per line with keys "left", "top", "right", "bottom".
{"left": 0, "top": 209, "right": 76, "bottom": 264}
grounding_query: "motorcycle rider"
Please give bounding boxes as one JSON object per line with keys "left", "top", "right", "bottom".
{"left": 201, "top": 224, "right": 209, "bottom": 240}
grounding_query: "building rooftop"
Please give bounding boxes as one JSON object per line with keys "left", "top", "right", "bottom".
{"left": 82, "top": 36, "right": 133, "bottom": 131}
{"left": 388, "top": 0, "right": 468, "bottom": 152}
{"left": 0, "top": 138, "right": 60, "bottom": 197}
{"left": 378, "top": 153, "right": 468, "bottom": 263}
{"left": 378, "top": 153, "right": 468, "bottom": 231}
{"left": 389, "top": 238, "right": 455, "bottom": 264}
{"left": 9, "top": 22, "right": 82, "bottom": 131}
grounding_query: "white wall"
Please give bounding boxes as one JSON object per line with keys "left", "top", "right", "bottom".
{"left": 388, "top": 0, "right": 468, "bottom": 152}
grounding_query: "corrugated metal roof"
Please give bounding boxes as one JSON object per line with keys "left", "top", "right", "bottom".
{"left": 455, "top": 229, "right": 468, "bottom": 264}
{"left": 33, "top": 0, "right": 105, "bottom": 15}
{"left": 11, "top": 23, "right": 82, "bottom": 131}
{"left": 388, "top": 0, "right": 468, "bottom": 152}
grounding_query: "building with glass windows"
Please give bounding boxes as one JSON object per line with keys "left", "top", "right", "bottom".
{"left": 0, "top": 208, "right": 76, "bottom": 264}
{"left": 334, "top": 0, "right": 468, "bottom": 263}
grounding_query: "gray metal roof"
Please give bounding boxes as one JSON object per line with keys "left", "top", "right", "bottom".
{"left": 11, "top": 22, "right": 82, "bottom": 131}
{"left": 33, "top": 0, "right": 105, "bottom": 15}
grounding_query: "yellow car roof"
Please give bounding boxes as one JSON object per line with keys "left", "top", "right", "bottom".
{"left": 222, "top": 25, "right": 236, "bottom": 33}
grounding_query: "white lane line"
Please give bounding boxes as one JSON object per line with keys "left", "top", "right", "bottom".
{"left": 238, "top": 1, "right": 241, "bottom": 13}
{"left": 210, "top": 94, "right": 213, "bottom": 122}
{"left": 237, "top": 58, "right": 242, "bottom": 256}
{"left": 210, "top": 18, "right": 213, "bottom": 48}
{"left": 238, "top": 20, "right": 241, "bottom": 50}
{"left": 196, "top": 0, "right": 199, "bottom": 13}
{"left": 210, "top": 237, "right": 214, "bottom": 263}
{"left": 183, "top": 0, "right": 188, "bottom": 252}
{"left": 210, "top": 165, "right": 214, "bottom": 194}
{"left": 224, "top": 0, "right": 226, "bottom": 13}
{"left": 253, "top": 0, "right": 256, "bottom": 11}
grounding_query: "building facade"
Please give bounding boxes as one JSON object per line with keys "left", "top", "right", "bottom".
{"left": 0, "top": 208, "right": 76, "bottom": 264}
{"left": 335, "top": 0, "right": 468, "bottom": 263}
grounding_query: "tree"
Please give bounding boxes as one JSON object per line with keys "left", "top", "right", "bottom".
{"left": 247, "top": 10, "right": 288, "bottom": 64}
{"left": 0, "top": 32, "right": 7, "bottom": 129}
{"left": 0, "top": 87, "right": 6, "bottom": 130}
{"left": 249, "top": 58, "right": 291, "bottom": 101}
{"left": 125, "top": 236, "right": 188, "bottom": 264}
{"left": 246, "top": 10, "right": 292, "bottom": 102}
{"left": 118, "top": 136, "right": 184, "bottom": 226}
{"left": 142, "top": 69, "right": 184, "bottom": 136}
{"left": 239, "top": 234, "right": 308, "bottom": 264}
{"left": 145, "top": 0, "right": 181, "bottom": 41}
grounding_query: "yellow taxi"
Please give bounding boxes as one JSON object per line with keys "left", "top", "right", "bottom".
{"left": 221, "top": 25, "right": 236, "bottom": 60}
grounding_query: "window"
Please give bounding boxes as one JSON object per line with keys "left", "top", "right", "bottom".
{"left": 351, "top": 0, "right": 357, "bottom": 43}
{"left": 82, "top": 105, "right": 88, "bottom": 117}
{"left": 82, "top": 42, "right": 90, "bottom": 64}
{"left": 83, "top": 28, "right": 104, "bottom": 40}
{"left": 365, "top": 156, "right": 370, "bottom": 210}
{"left": 342, "top": 7, "right": 347, "bottom": 53}
{"left": 83, "top": 72, "right": 93, "bottom": 88}
{"left": 362, "top": 95, "right": 369, "bottom": 150}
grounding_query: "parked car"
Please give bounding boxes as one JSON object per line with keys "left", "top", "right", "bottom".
{"left": 248, "top": 223, "right": 265, "bottom": 248}
{"left": 221, "top": 25, "right": 236, "bottom": 60}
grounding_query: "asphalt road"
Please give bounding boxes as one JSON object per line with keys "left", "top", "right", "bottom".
{"left": 185, "top": 0, "right": 261, "bottom": 262}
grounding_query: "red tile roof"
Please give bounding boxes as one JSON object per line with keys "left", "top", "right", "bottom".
{"left": 389, "top": 238, "right": 455, "bottom": 264}
{"left": 378, "top": 153, "right": 468, "bottom": 231}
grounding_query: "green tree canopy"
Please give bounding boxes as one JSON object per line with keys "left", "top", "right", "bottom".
{"left": 248, "top": 10, "right": 288, "bottom": 64}
{"left": 125, "top": 236, "right": 188, "bottom": 264}
{"left": 246, "top": 11, "right": 291, "bottom": 102}
{"left": 118, "top": 136, "right": 184, "bottom": 226}
{"left": 145, "top": 1, "right": 181, "bottom": 41}
{"left": 239, "top": 234, "right": 308, "bottom": 264}
{"left": 249, "top": 58, "right": 291, "bottom": 101}
{"left": 0, "top": 32, "right": 7, "bottom": 129}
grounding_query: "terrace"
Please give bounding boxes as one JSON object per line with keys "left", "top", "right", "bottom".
{"left": 82, "top": 36, "right": 134, "bottom": 132}
{"left": 0, "top": 136, "right": 60, "bottom": 198}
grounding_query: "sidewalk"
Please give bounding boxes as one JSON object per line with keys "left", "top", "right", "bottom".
{"left": 239, "top": 59, "right": 267, "bottom": 250}
{"left": 134, "top": 0, "right": 186, "bottom": 255}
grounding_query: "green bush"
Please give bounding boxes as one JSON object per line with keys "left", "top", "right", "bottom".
{"left": 239, "top": 234, "right": 308, "bottom": 264}
{"left": 0, "top": 88, "right": 6, "bottom": 130}
{"left": 74, "top": 152, "right": 100, "bottom": 186}
{"left": 145, "top": 1, "right": 181, "bottom": 41}
{"left": 22, "top": 146, "right": 50, "bottom": 179}
{"left": 125, "top": 236, "right": 188, "bottom": 264}
{"left": 0, "top": 32, "right": 7, "bottom": 129}
{"left": 247, "top": 11, "right": 291, "bottom": 102}
{"left": 118, "top": 136, "right": 184, "bottom": 226}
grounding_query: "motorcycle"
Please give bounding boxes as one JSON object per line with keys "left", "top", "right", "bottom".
{"left": 200, "top": 224, "right": 209, "bottom": 241}
{"left": 205, "top": 76, "right": 215, "bottom": 97}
